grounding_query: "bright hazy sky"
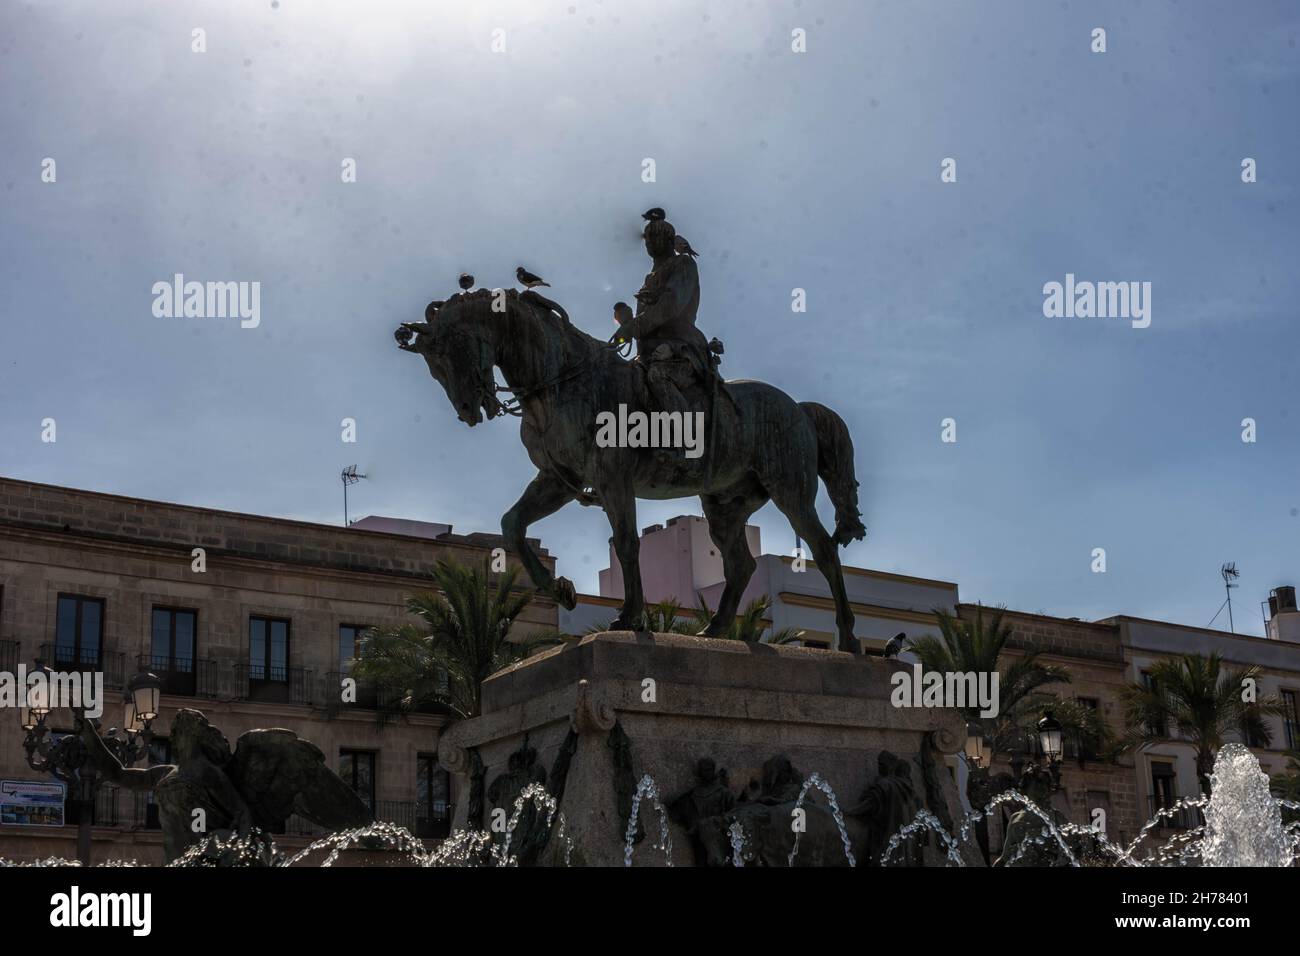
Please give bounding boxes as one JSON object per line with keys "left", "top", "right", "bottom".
{"left": 2, "top": 1, "right": 1297, "bottom": 636}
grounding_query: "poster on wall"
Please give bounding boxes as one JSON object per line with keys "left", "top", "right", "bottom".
{"left": 0, "top": 779, "right": 66, "bottom": 827}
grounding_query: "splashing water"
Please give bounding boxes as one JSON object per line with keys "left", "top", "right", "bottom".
{"left": 884, "top": 744, "right": 1298, "bottom": 868}
{"left": 728, "top": 819, "right": 746, "bottom": 867}
{"left": 623, "top": 774, "right": 673, "bottom": 867}
{"left": 494, "top": 782, "right": 574, "bottom": 866}
{"left": 787, "top": 772, "right": 856, "bottom": 867}
{"left": 881, "top": 807, "right": 963, "bottom": 866}
{"left": 283, "top": 820, "right": 428, "bottom": 868}
{"left": 1201, "top": 742, "right": 1293, "bottom": 867}
{"left": 8, "top": 747, "right": 1295, "bottom": 868}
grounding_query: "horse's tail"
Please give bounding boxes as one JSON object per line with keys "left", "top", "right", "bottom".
{"left": 800, "top": 402, "right": 866, "bottom": 546}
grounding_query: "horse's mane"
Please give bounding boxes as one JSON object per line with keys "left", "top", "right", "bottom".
{"left": 441, "top": 287, "right": 611, "bottom": 357}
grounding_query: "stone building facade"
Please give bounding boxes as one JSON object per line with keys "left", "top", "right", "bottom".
{"left": 0, "top": 477, "right": 556, "bottom": 864}
{"left": 960, "top": 605, "right": 1141, "bottom": 852}
{"left": 1104, "top": 612, "right": 1300, "bottom": 827}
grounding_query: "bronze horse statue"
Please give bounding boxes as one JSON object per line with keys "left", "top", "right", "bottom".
{"left": 397, "top": 287, "right": 866, "bottom": 651}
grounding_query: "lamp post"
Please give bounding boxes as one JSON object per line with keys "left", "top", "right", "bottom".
{"left": 963, "top": 721, "right": 993, "bottom": 864}
{"left": 1037, "top": 710, "right": 1064, "bottom": 790}
{"left": 964, "top": 721, "right": 987, "bottom": 769}
{"left": 20, "top": 661, "right": 161, "bottom": 864}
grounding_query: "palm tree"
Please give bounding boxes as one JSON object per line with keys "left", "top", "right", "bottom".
{"left": 1269, "top": 751, "right": 1300, "bottom": 825}
{"left": 350, "top": 557, "right": 559, "bottom": 720}
{"left": 906, "top": 606, "right": 1092, "bottom": 758}
{"left": 587, "top": 594, "right": 802, "bottom": 643}
{"left": 584, "top": 598, "right": 699, "bottom": 635}
{"left": 1120, "top": 652, "right": 1284, "bottom": 795}
{"left": 691, "top": 594, "right": 804, "bottom": 644}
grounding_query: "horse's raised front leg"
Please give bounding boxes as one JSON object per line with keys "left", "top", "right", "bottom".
{"left": 596, "top": 478, "right": 644, "bottom": 630}
{"left": 501, "top": 472, "right": 578, "bottom": 609}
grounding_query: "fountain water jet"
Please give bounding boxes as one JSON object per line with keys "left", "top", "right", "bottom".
{"left": 623, "top": 774, "right": 673, "bottom": 867}
{"left": 786, "top": 773, "right": 856, "bottom": 867}
{"left": 1201, "top": 742, "right": 1293, "bottom": 867}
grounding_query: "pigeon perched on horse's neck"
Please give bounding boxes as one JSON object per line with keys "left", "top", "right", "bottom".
{"left": 516, "top": 266, "right": 550, "bottom": 288}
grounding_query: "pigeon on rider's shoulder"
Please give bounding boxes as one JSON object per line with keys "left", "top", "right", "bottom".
{"left": 458, "top": 273, "right": 474, "bottom": 292}
{"left": 516, "top": 266, "right": 550, "bottom": 288}
{"left": 674, "top": 235, "right": 699, "bottom": 258}
{"left": 642, "top": 207, "right": 666, "bottom": 222}
{"left": 882, "top": 632, "right": 908, "bottom": 659}
{"left": 613, "top": 301, "right": 633, "bottom": 326}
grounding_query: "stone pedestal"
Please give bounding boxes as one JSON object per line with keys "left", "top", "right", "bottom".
{"left": 438, "top": 631, "right": 973, "bottom": 866}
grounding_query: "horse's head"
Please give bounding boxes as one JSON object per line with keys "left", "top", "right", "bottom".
{"left": 396, "top": 292, "right": 505, "bottom": 426}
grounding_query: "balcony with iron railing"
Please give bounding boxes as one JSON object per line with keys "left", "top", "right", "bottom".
{"left": 81, "top": 787, "right": 159, "bottom": 830}
{"left": 1062, "top": 735, "right": 1102, "bottom": 764}
{"left": 85, "top": 788, "right": 452, "bottom": 842}
{"left": 321, "top": 671, "right": 409, "bottom": 720}
{"left": 39, "top": 643, "right": 126, "bottom": 689}
{"left": 382, "top": 798, "right": 452, "bottom": 839}
{"left": 136, "top": 653, "right": 221, "bottom": 698}
{"left": 233, "top": 662, "right": 314, "bottom": 705}
{"left": 0, "top": 639, "right": 18, "bottom": 675}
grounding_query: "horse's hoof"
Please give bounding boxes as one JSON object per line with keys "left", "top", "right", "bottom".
{"left": 609, "top": 617, "right": 647, "bottom": 633}
{"left": 553, "top": 576, "right": 577, "bottom": 610}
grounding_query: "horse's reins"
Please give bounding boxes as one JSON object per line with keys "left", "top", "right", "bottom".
{"left": 492, "top": 340, "right": 625, "bottom": 418}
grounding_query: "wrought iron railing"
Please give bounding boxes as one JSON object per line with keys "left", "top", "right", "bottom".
{"left": 0, "top": 639, "right": 18, "bottom": 676}
{"left": 86, "top": 791, "right": 450, "bottom": 840}
{"left": 233, "top": 662, "right": 314, "bottom": 705}
{"left": 39, "top": 643, "right": 126, "bottom": 689}
{"left": 377, "top": 800, "right": 452, "bottom": 838}
{"left": 136, "top": 653, "right": 220, "bottom": 698}
{"left": 321, "top": 671, "right": 407, "bottom": 720}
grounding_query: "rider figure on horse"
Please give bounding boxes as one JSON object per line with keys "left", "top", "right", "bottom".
{"left": 614, "top": 217, "right": 715, "bottom": 419}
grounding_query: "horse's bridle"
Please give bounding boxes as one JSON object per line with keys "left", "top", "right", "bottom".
{"left": 493, "top": 338, "right": 627, "bottom": 418}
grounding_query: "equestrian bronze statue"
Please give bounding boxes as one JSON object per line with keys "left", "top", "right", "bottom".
{"left": 396, "top": 214, "right": 867, "bottom": 652}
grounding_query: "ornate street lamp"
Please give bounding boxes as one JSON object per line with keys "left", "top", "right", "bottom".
{"left": 1037, "top": 711, "right": 1063, "bottom": 762}
{"left": 27, "top": 661, "right": 52, "bottom": 720}
{"left": 964, "top": 721, "right": 987, "bottom": 768}
{"left": 20, "top": 660, "right": 161, "bottom": 864}
{"left": 123, "top": 698, "right": 143, "bottom": 737}
{"left": 128, "top": 671, "right": 162, "bottom": 723}
{"left": 1037, "top": 710, "right": 1064, "bottom": 789}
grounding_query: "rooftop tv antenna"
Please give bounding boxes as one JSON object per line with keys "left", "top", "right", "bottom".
{"left": 341, "top": 465, "right": 367, "bottom": 527}
{"left": 1220, "top": 562, "right": 1240, "bottom": 633}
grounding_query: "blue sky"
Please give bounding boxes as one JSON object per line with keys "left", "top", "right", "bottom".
{"left": 1, "top": 1, "right": 1297, "bottom": 635}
